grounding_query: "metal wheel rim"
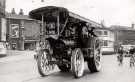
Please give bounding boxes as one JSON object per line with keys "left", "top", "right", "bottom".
{"left": 94, "top": 48, "right": 101, "bottom": 70}
{"left": 74, "top": 49, "right": 84, "bottom": 77}
{"left": 40, "top": 51, "right": 54, "bottom": 75}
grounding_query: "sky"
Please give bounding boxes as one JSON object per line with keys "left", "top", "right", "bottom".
{"left": 6, "top": 0, "right": 135, "bottom": 27}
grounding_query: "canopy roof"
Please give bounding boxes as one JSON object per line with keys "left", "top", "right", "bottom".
{"left": 29, "top": 6, "right": 101, "bottom": 28}
{"left": 29, "top": 6, "right": 69, "bottom": 22}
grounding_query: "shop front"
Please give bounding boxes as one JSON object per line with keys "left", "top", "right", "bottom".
{"left": 24, "top": 40, "right": 37, "bottom": 50}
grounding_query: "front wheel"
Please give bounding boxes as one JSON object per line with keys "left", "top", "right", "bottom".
{"left": 37, "top": 49, "right": 55, "bottom": 76}
{"left": 71, "top": 48, "right": 84, "bottom": 78}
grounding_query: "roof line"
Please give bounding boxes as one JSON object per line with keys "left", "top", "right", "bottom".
{"left": 69, "top": 12, "right": 101, "bottom": 27}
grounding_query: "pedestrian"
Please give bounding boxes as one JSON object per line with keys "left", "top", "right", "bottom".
{"left": 129, "top": 46, "right": 135, "bottom": 68}
{"left": 117, "top": 46, "right": 124, "bottom": 66}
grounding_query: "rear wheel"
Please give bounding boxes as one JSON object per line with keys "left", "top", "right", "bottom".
{"left": 87, "top": 40, "right": 102, "bottom": 72}
{"left": 71, "top": 48, "right": 84, "bottom": 78}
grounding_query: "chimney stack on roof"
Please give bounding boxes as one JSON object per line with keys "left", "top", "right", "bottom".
{"left": 11, "top": 8, "right": 16, "bottom": 14}
{"left": 19, "top": 9, "right": 24, "bottom": 15}
{"left": 132, "top": 23, "right": 135, "bottom": 29}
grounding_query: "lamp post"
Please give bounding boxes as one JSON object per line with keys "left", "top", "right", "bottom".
{"left": 20, "top": 20, "right": 25, "bottom": 50}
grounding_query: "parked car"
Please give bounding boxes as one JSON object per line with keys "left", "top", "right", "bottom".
{"left": 122, "top": 45, "right": 135, "bottom": 57}
{"left": 0, "top": 42, "right": 7, "bottom": 57}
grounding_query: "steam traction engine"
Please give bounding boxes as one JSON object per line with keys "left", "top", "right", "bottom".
{"left": 29, "top": 6, "right": 102, "bottom": 78}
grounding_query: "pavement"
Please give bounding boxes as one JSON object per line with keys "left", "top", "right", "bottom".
{"left": 0, "top": 50, "right": 36, "bottom": 63}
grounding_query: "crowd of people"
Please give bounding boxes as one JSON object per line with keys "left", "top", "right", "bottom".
{"left": 117, "top": 45, "right": 135, "bottom": 67}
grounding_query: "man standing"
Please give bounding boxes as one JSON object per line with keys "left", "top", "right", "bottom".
{"left": 117, "top": 46, "right": 124, "bottom": 66}
{"left": 129, "top": 46, "right": 135, "bottom": 67}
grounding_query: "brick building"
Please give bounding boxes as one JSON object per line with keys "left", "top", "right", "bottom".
{"left": 111, "top": 25, "right": 135, "bottom": 45}
{"left": 110, "top": 25, "right": 135, "bottom": 53}
{"left": 6, "top": 12, "right": 40, "bottom": 50}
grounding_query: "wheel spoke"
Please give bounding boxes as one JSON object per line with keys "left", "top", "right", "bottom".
{"left": 95, "top": 48, "right": 101, "bottom": 68}
{"left": 39, "top": 50, "right": 55, "bottom": 75}
{"left": 75, "top": 52, "right": 81, "bottom": 71}
{"left": 87, "top": 40, "right": 102, "bottom": 72}
{"left": 71, "top": 48, "right": 84, "bottom": 78}
{"left": 95, "top": 59, "right": 100, "bottom": 66}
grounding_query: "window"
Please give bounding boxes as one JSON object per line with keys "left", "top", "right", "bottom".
{"left": 46, "top": 22, "right": 56, "bottom": 35}
{"left": 95, "top": 30, "right": 109, "bottom": 36}
{"left": 104, "top": 31, "right": 108, "bottom": 35}
{"left": 103, "top": 40, "right": 108, "bottom": 46}
{"left": 95, "top": 30, "right": 102, "bottom": 36}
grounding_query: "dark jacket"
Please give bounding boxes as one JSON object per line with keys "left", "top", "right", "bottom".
{"left": 118, "top": 48, "right": 123, "bottom": 54}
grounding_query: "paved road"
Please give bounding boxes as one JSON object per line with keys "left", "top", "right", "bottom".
{"left": 0, "top": 51, "right": 135, "bottom": 82}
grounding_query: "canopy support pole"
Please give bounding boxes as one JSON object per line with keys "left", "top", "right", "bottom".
{"left": 60, "top": 17, "right": 68, "bottom": 34}
{"left": 57, "top": 14, "right": 60, "bottom": 36}
{"left": 41, "top": 14, "right": 44, "bottom": 35}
